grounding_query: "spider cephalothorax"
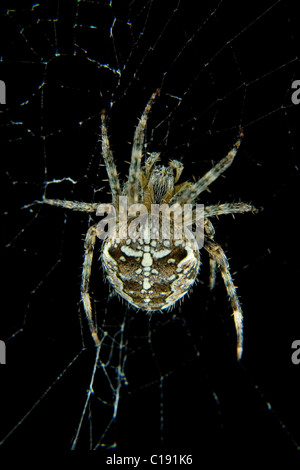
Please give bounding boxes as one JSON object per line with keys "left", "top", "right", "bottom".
{"left": 42, "top": 89, "right": 257, "bottom": 359}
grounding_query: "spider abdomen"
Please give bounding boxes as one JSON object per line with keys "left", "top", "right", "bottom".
{"left": 101, "top": 232, "right": 200, "bottom": 311}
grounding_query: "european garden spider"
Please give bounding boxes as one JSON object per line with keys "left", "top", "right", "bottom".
{"left": 42, "top": 89, "right": 257, "bottom": 360}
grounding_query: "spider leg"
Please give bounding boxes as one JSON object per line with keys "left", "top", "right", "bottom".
{"left": 204, "top": 219, "right": 217, "bottom": 290}
{"left": 204, "top": 237, "right": 243, "bottom": 360}
{"left": 209, "top": 256, "right": 218, "bottom": 291}
{"left": 203, "top": 203, "right": 257, "bottom": 290}
{"left": 144, "top": 152, "right": 160, "bottom": 179}
{"left": 43, "top": 197, "right": 98, "bottom": 212}
{"left": 182, "top": 208, "right": 217, "bottom": 287}
{"left": 101, "top": 110, "right": 121, "bottom": 206}
{"left": 81, "top": 225, "right": 100, "bottom": 346}
{"left": 169, "top": 159, "right": 184, "bottom": 183}
{"left": 127, "top": 89, "right": 160, "bottom": 205}
{"left": 204, "top": 202, "right": 258, "bottom": 218}
{"left": 202, "top": 202, "right": 257, "bottom": 288}
{"left": 170, "top": 129, "right": 244, "bottom": 206}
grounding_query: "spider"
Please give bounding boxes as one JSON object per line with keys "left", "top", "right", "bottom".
{"left": 41, "top": 89, "right": 257, "bottom": 360}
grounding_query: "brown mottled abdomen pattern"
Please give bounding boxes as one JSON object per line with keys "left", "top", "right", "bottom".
{"left": 102, "top": 232, "right": 200, "bottom": 311}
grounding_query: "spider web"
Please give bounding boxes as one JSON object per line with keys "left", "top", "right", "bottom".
{"left": 1, "top": 0, "right": 300, "bottom": 458}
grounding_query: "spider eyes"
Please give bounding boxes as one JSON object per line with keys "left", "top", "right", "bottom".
{"left": 152, "top": 166, "right": 175, "bottom": 177}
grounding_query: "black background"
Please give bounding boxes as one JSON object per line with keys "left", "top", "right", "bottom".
{"left": 1, "top": 0, "right": 300, "bottom": 460}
